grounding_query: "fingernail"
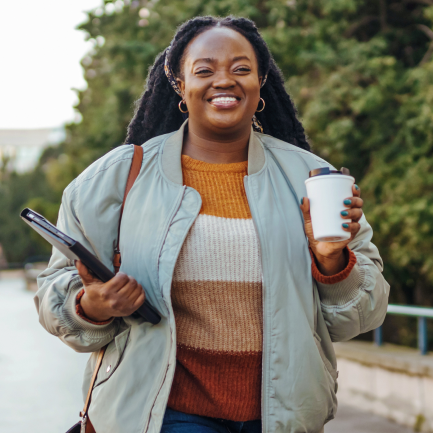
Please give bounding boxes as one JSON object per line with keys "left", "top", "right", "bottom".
{"left": 344, "top": 199, "right": 352, "bottom": 205}
{"left": 300, "top": 197, "right": 304, "bottom": 205}
{"left": 342, "top": 223, "right": 349, "bottom": 229}
{"left": 341, "top": 211, "right": 348, "bottom": 216}
{"left": 355, "top": 184, "right": 359, "bottom": 190}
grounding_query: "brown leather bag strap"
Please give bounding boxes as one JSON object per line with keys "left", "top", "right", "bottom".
{"left": 80, "top": 344, "right": 107, "bottom": 418}
{"left": 78, "top": 145, "right": 143, "bottom": 424}
{"left": 113, "top": 145, "right": 144, "bottom": 273}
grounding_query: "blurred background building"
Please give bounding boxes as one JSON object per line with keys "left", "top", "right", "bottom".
{"left": 0, "top": 128, "right": 64, "bottom": 173}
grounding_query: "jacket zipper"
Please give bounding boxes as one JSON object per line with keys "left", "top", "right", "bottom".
{"left": 244, "top": 176, "right": 268, "bottom": 433}
{"left": 143, "top": 185, "right": 203, "bottom": 433}
{"left": 143, "top": 186, "right": 188, "bottom": 433}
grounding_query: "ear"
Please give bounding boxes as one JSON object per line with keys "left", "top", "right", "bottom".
{"left": 258, "top": 76, "right": 263, "bottom": 87}
{"left": 176, "top": 78, "right": 185, "bottom": 98}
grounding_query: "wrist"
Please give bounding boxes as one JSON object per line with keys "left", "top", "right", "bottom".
{"left": 80, "top": 292, "right": 113, "bottom": 322}
{"left": 311, "top": 248, "right": 348, "bottom": 276}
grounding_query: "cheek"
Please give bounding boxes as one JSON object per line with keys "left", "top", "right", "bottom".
{"left": 244, "top": 78, "right": 261, "bottom": 100}
{"left": 184, "top": 79, "right": 207, "bottom": 102}
{"left": 246, "top": 90, "right": 261, "bottom": 111}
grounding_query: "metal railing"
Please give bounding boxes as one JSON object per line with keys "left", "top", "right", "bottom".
{"left": 374, "top": 304, "right": 433, "bottom": 355}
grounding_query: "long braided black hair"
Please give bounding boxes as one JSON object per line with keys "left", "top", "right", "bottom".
{"left": 125, "top": 16, "right": 310, "bottom": 151}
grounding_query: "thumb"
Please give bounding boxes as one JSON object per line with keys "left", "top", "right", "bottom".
{"left": 75, "top": 260, "right": 100, "bottom": 286}
{"left": 299, "top": 197, "right": 312, "bottom": 223}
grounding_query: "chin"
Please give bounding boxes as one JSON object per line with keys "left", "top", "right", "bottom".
{"left": 207, "top": 113, "right": 246, "bottom": 131}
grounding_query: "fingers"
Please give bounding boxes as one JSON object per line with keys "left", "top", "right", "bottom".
{"left": 106, "top": 272, "right": 130, "bottom": 292}
{"left": 108, "top": 275, "right": 145, "bottom": 315}
{"left": 299, "top": 197, "right": 311, "bottom": 222}
{"left": 75, "top": 260, "right": 100, "bottom": 286}
{"left": 117, "top": 276, "right": 140, "bottom": 300}
{"left": 301, "top": 195, "right": 363, "bottom": 223}
{"left": 342, "top": 185, "right": 363, "bottom": 222}
{"left": 342, "top": 221, "right": 361, "bottom": 238}
{"left": 132, "top": 288, "right": 146, "bottom": 309}
{"left": 340, "top": 208, "right": 363, "bottom": 223}
{"left": 343, "top": 196, "right": 363, "bottom": 209}
{"left": 124, "top": 280, "right": 145, "bottom": 308}
{"left": 352, "top": 184, "right": 361, "bottom": 198}
{"left": 78, "top": 262, "right": 147, "bottom": 318}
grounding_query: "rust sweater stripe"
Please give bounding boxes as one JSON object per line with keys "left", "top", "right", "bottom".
{"left": 168, "top": 344, "right": 262, "bottom": 421}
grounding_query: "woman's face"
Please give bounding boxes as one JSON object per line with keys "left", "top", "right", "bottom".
{"left": 177, "top": 27, "right": 262, "bottom": 135}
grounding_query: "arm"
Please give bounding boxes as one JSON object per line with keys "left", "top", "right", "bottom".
{"left": 35, "top": 181, "right": 121, "bottom": 352}
{"left": 314, "top": 214, "right": 390, "bottom": 342}
{"left": 300, "top": 185, "right": 390, "bottom": 342}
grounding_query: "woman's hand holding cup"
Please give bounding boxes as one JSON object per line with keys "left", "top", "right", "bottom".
{"left": 300, "top": 183, "right": 363, "bottom": 276}
{"left": 76, "top": 260, "right": 146, "bottom": 322}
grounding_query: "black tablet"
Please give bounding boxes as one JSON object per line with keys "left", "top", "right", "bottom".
{"left": 20, "top": 208, "right": 161, "bottom": 324}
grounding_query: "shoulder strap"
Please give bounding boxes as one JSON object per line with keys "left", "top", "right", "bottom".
{"left": 80, "top": 345, "right": 107, "bottom": 419}
{"left": 79, "top": 145, "right": 143, "bottom": 424}
{"left": 113, "top": 145, "right": 144, "bottom": 273}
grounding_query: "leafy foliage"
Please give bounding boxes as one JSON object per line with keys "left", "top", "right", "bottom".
{"left": 1, "top": 1, "right": 432, "bottom": 321}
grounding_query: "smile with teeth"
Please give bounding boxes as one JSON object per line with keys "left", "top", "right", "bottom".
{"left": 209, "top": 96, "right": 239, "bottom": 106}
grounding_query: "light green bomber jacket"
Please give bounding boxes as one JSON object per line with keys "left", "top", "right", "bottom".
{"left": 35, "top": 120, "right": 390, "bottom": 433}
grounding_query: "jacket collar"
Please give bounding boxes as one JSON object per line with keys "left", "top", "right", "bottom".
{"left": 160, "top": 119, "right": 266, "bottom": 185}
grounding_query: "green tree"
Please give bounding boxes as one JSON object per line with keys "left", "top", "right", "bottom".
{"left": 0, "top": 158, "right": 60, "bottom": 263}
{"left": 2, "top": 1, "right": 433, "bottom": 321}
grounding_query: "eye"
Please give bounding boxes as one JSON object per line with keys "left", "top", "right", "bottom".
{"left": 196, "top": 69, "right": 212, "bottom": 75}
{"left": 235, "top": 67, "right": 251, "bottom": 72}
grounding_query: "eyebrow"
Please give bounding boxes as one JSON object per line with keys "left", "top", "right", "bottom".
{"left": 192, "top": 55, "right": 251, "bottom": 66}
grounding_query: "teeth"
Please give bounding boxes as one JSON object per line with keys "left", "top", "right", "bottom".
{"left": 211, "top": 97, "right": 237, "bottom": 103}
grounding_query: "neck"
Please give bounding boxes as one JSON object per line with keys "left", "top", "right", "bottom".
{"left": 182, "top": 121, "right": 250, "bottom": 164}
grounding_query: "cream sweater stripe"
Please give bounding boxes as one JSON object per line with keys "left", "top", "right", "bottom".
{"left": 174, "top": 214, "right": 262, "bottom": 283}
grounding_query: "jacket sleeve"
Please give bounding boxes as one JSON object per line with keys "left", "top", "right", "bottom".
{"left": 34, "top": 180, "right": 121, "bottom": 353}
{"left": 315, "top": 214, "right": 390, "bottom": 342}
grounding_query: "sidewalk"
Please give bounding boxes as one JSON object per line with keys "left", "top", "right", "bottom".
{"left": 0, "top": 276, "right": 88, "bottom": 432}
{"left": 0, "top": 276, "right": 412, "bottom": 433}
{"left": 325, "top": 405, "right": 412, "bottom": 433}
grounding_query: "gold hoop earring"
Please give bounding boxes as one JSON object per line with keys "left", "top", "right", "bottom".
{"left": 178, "top": 100, "right": 188, "bottom": 113}
{"left": 256, "top": 98, "right": 265, "bottom": 112}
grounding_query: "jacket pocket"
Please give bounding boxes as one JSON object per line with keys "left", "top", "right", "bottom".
{"left": 94, "top": 327, "right": 131, "bottom": 387}
{"left": 314, "top": 331, "right": 339, "bottom": 423}
{"left": 313, "top": 332, "right": 338, "bottom": 384}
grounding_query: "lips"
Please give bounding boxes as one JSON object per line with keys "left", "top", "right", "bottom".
{"left": 208, "top": 94, "right": 241, "bottom": 109}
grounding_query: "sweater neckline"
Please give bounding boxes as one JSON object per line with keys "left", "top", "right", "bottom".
{"left": 181, "top": 154, "right": 248, "bottom": 173}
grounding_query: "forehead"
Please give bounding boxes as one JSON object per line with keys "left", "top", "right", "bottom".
{"left": 183, "top": 27, "right": 258, "bottom": 67}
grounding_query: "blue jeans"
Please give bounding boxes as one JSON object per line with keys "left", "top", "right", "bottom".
{"left": 161, "top": 408, "right": 262, "bottom": 433}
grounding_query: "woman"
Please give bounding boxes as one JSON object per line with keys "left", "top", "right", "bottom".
{"left": 36, "top": 16, "right": 389, "bottom": 433}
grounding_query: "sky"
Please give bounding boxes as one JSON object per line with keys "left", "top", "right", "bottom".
{"left": 0, "top": 0, "right": 103, "bottom": 129}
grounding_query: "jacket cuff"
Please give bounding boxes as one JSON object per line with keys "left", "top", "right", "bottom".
{"left": 310, "top": 247, "right": 357, "bottom": 284}
{"left": 62, "top": 276, "right": 116, "bottom": 333}
{"left": 315, "top": 253, "right": 366, "bottom": 306}
{"left": 76, "top": 289, "right": 113, "bottom": 325}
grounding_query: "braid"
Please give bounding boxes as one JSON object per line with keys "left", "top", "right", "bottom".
{"left": 125, "top": 16, "right": 310, "bottom": 151}
{"left": 256, "top": 64, "right": 309, "bottom": 150}
{"left": 125, "top": 51, "right": 184, "bottom": 145}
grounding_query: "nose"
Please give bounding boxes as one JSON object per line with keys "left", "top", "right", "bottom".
{"left": 212, "top": 70, "right": 236, "bottom": 89}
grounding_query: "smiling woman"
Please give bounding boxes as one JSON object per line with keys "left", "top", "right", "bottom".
{"left": 125, "top": 16, "right": 309, "bottom": 152}
{"left": 35, "top": 15, "right": 389, "bottom": 433}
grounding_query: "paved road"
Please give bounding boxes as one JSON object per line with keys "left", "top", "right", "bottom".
{"left": 0, "top": 275, "right": 88, "bottom": 432}
{"left": 0, "top": 276, "right": 412, "bottom": 433}
{"left": 325, "top": 405, "right": 412, "bottom": 433}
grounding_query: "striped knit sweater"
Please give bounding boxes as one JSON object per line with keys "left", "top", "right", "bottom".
{"left": 167, "top": 155, "right": 262, "bottom": 421}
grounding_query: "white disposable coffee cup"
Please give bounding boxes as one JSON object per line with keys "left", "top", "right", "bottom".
{"left": 305, "top": 167, "right": 355, "bottom": 242}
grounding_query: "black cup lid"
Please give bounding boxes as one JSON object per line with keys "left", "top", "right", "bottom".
{"left": 309, "top": 167, "right": 350, "bottom": 178}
